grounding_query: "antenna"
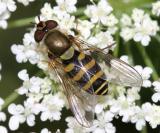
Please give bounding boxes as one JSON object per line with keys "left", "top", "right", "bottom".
{"left": 38, "top": 15, "right": 41, "bottom": 22}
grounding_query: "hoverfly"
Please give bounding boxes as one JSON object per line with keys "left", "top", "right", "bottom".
{"left": 34, "top": 18, "right": 143, "bottom": 127}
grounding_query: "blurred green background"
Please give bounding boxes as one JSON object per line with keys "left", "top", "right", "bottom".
{"left": 0, "top": 0, "right": 160, "bottom": 132}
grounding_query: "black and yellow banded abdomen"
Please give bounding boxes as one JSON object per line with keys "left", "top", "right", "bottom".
{"left": 62, "top": 50, "right": 108, "bottom": 95}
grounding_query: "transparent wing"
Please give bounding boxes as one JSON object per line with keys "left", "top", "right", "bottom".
{"left": 103, "top": 54, "right": 143, "bottom": 87}
{"left": 70, "top": 37, "right": 143, "bottom": 87}
{"left": 52, "top": 63, "right": 96, "bottom": 127}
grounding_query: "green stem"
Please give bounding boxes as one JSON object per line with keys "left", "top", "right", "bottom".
{"left": 2, "top": 92, "right": 19, "bottom": 110}
{"left": 113, "top": 31, "right": 120, "bottom": 57}
{"left": 8, "top": 17, "right": 35, "bottom": 29}
{"left": 137, "top": 44, "right": 159, "bottom": 80}
{"left": 125, "top": 42, "right": 134, "bottom": 64}
{"left": 155, "top": 34, "right": 160, "bottom": 43}
{"left": 141, "top": 126, "right": 148, "bottom": 133}
{"left": 72, "top": 7, "right": 85, "bottom": 16}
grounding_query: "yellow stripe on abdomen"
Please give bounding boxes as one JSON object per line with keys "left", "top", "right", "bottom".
{"left": 64, "top": 63, "right": 74, "bottom": 72}
{"left": 83, "top": 71, "right": 104, "bottom": 91}
{"left": 95, "top": 81, "right": 107, "bottom": 94}
{"left": 78, "top": 52, "right": 85, "bottom": 60}
{"left": 73, "top": 59, "right": 96, "bottom": 81}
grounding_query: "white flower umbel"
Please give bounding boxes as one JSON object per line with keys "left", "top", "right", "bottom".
{"left": 85, "top": 0, "right": 113, "bottom": 25}
{"left": 85, "top": 0, "right": 118, "bottom": 34}
{"left": 120, "top": 9, "right": 159, "bottom": 46}
{"left": 152, "top": 1, "right": 160, "bottom": 16}
{"left": 152, "top": 81, "right": 160, "bottom": 102}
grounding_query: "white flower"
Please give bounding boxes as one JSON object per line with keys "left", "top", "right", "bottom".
{"left": 65, "top": 117, "right": 91, "bottom": 133}
{"left": 134, "top": 65, "right": 152, "bottom": 88}
{"left": 17, "top": 0, "right": 36, "bottom": 6}
{"left": 0, "top": 112, "right": 6, "bottom": 122}
{"left": 8, "top": 101, "right": 37, "bottom": 131}
{"left": 110, "top": 94, "right": 135, "bottom": 122}
{"left": 130, "top": 106, "right": 146, "bottom": 131}
{"left": 120, "top": 55, "right": 129, "bottom": 64}
{"left": 40, "top": 3, "right": 55, "bottom": 20}
{"left": 152, "top": 1, "right": 160, "bottom": 16}
{"left": 18, "top": 69, "right": 29, "bottom": 81}
{"left": 120, "top": 14, "right": 132, "bottom": 27}
{"left": 11, "top": 30, "right": 41, "bottom": 64}
{"left": 142, "top": 103, "right": 160, "bottom": 129}
{"left": 41, "top": 128, "right": 51, "bottom": 133}
{"left": 120, "top": 27, "right": 135, "bottom": 41}
{"left": 53, "top": 0, "right": 77, "bottom": 19}
{"left": 76, "top": 19, "right": 94, "bottom": 39}
{"left": 92, "top": 112, "right": 116, "bottom": 133}
{"left": 0, "top": 126, "right": 8, "bottom": 133}
{"left": 17, "top": 70, "right": 52, "bottom": 101}
{"left": 85, "top": 0, "right": 113, "bottom": 25}
{"left": 0, "top": 0, "right": 16, "bottom": 29}
{"left": 40, "top": 93, "right": 65, "bottom": 121}
{"left": 8, "top": 104, "right": 26, "bottom": 130}
{"left": 152, "top": 81, "right": 160, "bottom": 102}
{"left": 58, "top": 14, "right": 75, "bottom": 34}
{"left": 105, "top": 14, "right": 118, "bottom": 27}
{"left": 88, "top": 31, "right": 115, "bottom": 51}
{"left": 132, "top": 9, "right": 159, "bottom": 46}
{"left": 120, "top": 9, "right": 159, "bottom": 46}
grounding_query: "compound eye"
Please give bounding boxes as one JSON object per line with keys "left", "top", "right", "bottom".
{"left": 45, "top": 20, "right": 58, "bottom": 30}
{"left": 34, "top": 30, "right": 45, "bottom": 42}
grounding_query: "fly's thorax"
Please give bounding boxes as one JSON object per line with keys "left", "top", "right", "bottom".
{"left": 44, "top": 30, "right": 71, "bottom": 57}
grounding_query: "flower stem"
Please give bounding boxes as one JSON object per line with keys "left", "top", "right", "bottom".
{"left": 113, "top": 31, "right": 120, "bottom": 57}
{"left": 137, "top": 44, "right": 159, "bottom": 80}
{"left": 125, "top": 42, "right": 134, "bottom": 64}
{"left": 2, "top": 92, "right": 19, "bottom": 110}
{"left": 8, "top": 17, "right": 35, "bottom": 29}
{"left": 155, "top": 34, "right": 160, "bottom": 43}
{"left": 141, "top": 126, "right": 148, "bottom": 133}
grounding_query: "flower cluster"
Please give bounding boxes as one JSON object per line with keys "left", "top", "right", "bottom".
{"left": 8, "top": 70, "right": 65, "bottom": 131}
{"left": 3, "top": 0, "right": 160, "bottom": 132}
{"left": 120, "top": 8, "right": 159, "bottom": 46}
{"left": 152, "top": 1, "right": 160, "bottom": 16}
{"left": 0, "top": 0, "right": 36, "bottom": 29}
{"left": 0, "top": 0, "right": 16, "bottom": 29}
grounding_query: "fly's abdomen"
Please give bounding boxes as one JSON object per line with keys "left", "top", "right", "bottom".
{"left": 62, "top": 50, "right": 108, "bottom": 95}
